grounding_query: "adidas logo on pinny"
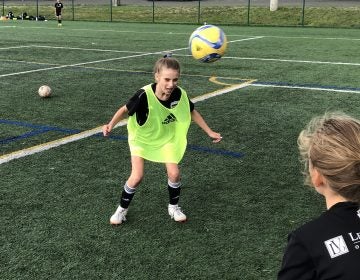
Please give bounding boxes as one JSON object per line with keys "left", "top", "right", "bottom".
{"left": 162, "top": 113, "right": 177, "bottom": 124}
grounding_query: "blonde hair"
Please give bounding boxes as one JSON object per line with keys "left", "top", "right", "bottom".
{"left": 153, "top": 56, "right": 181, "bottom": 75}
{"left": 298, "top": 112, "right": 360, "bottom": 203}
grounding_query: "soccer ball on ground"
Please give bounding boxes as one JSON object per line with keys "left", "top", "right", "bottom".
{"left": 189, "top": 24, "right": 227, "bottom": 63}
{"left": 38, "top": 85, "right": 52, "bottom": 98}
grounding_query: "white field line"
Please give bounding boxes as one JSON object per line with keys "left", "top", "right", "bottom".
{"left": 223, "top": 56, "right": 360, "bottom": 66}
{"left": 0, "top": 53, "right": 153, "bottom": 78}
{"left": 250, "top": 83, "right": 360, "bottom": 94}
{"left": 29, "top": 37, "right": 261, "bottom": 53}
{"left": 0, "top": 81, "right": 253, "bottom": 165}
{"left": 174, "top": 53, "right": 360, "bottom": 67}
{"left": 228, "top": 36, "right": 264, "bottom": 43}
{"left": 0, "top": 48, "right": 179, "bottom": 78}
{"left": 3, "top": 53, "right": 359, "bottom": 69}
{"left": 14, "top": 25, "right": 360, "bottom": 41}
{"left": 252, "top": 35, "right": 360, "bottom": 41}
{"left": 0, "top": 37, "right": 263, "bottom": 78}
{"left": 32, "top": 45, "right": 146, "bottom": 53}
{"left": 0, "top": 45, "right": 32, "bottom": 50}
{"left": 29, "top": 37, "right": 262, "bottom": 52}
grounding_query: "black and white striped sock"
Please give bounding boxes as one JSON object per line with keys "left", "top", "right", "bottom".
{"left": 168, "top": 180, "right": 181, "bottom": 205}
{"left": 120, "top": 182, "right": 136, "bottom": 209}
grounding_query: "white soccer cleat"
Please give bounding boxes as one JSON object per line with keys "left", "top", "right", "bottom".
{"left": 168, "top": 204, "right": 187, "bottom": 222}
{"left": 110, "top": 206, "right": 128, "bottom": 225}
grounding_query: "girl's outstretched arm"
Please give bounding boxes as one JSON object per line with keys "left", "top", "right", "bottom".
{"left": 191, "top": 109, "right": 222, "bottom": 143}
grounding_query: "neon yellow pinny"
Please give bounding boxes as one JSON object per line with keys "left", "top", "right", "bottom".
{"left": 127, "top": 84, "right": 191, "bottom": 164}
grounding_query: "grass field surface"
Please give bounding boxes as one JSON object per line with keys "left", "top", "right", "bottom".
{"left": 1, "top": 20, "right": 360, "bottom": 279}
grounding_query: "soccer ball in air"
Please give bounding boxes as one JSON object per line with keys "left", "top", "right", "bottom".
{"left": 189, "top": 24, "right": 227, "bottom": 63}
{"left": 38, "top": 85, "right": 52, "bottom": 98}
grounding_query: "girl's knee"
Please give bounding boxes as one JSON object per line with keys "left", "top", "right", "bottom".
{"left": 167, "top": 172, "right": 180, "bottom": 183}
{"left": 166, "top": 165, "right": 180, "bottom": 183}
{"left": 128, "top": 173, "right": 143, "bottom": 188}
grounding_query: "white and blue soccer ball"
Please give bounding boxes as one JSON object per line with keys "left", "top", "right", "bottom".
{"left": 189, "top": 24, "right": 227, "bottom": 63}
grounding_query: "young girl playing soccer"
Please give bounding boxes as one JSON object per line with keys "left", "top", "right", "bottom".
{"left": 103, "top": 55, "right": 222, "bottom": 225}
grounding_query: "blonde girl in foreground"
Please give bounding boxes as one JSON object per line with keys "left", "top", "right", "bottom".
{"left": 278, "top": 112, "right": 360, "bottom": 280}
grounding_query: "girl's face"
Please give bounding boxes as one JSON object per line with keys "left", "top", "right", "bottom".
{"left": 154, "top": 67, "right": 179, "bottom": 101}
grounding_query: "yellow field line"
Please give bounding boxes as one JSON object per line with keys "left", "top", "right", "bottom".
{"left": 0, "top": 120, "right": 127, "bottom": 165}
{"left": 191, "top": 78, "right": 256, "bottom": 103}
{"left": 0, "top": 78, "right": 256, "bottom": 165}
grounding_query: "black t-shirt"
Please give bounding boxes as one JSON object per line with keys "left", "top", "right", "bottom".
{"left": 278, "top": 202, "right": 360, "bottom": 280}
{"left": 126, "top": 83, "right": 194, "bottom": 125}
{"left": 55, "top": 2, "right": 63, "bottom": 13}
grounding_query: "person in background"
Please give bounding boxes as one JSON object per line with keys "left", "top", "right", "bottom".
{"left": 54, "top": 0, "right": 63, "bottom": 27}
{"left": 103, "top": 55, "right": 222, "bottom": 225}
{"left": 278, "top": 111, "right": 360, "bottom": 280}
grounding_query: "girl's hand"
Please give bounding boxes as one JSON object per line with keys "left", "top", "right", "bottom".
{"left": 102, "top": 124, "right": 112, "bottom": 137}
{"left": 209, "top": 131, "right": 222, "bottom": 143}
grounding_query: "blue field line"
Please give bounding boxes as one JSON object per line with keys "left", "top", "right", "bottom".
{"left": 188, "top": 144, "right": 245, "bottom": 158}
{"left": 0, "top": 129, "right": 52, "bottom": 144}
{"left": 98, "top": 134, "right": 128, "bottom": 141}
{"left": 1, "top": 119, "right": 244, "bottom": 158}
{"left": 0, "top": 119, "right": 80, "bottom": 134}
